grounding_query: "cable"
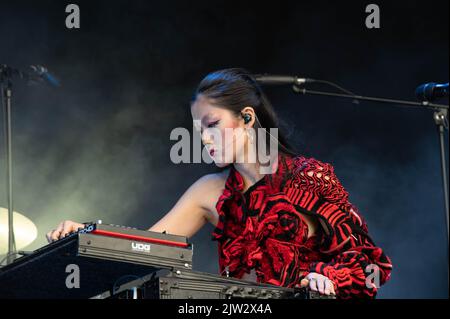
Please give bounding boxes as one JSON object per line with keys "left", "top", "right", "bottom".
{"left": 306, "top": 80, "right": 360, "bottom": 104}
{"left": 252, "top": 113, "right": 292, "bottom": 155}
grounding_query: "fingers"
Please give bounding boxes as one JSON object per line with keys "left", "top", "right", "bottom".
{"left": 316, "top": 277, "right": 326, "bottom": 294}
{"left": 45, "top": 230, "right": 54, "bottom": 243}
{"left": 330, "top": 281, "right": 336, "bottom": 295}
{"left": 300, "top": 278, "right": 309, "bottom": 288}
{"left": 303, "top": 273, "right": 337, "bottom": 296}
{"left": 50, "top": 222, "right": 64, "bottom": 242}
{"left": 309, "top": 277, "right": 318, "bottom": 292}
{"left": 46, "top": 221, "right": 82, "bottom": 243}
{"left": 325, "top": 279, "right": 334, "bottom": 295}
{"left": 60, "top": 221, "right": 74, "bottom": 238}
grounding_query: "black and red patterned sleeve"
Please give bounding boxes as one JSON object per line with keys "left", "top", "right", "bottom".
{"left": 284, "top": 156, "right": 393, "bottom": 299}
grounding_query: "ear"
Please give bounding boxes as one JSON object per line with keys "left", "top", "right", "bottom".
{"left": 240, "top": 106, "right": 256, "bottom": 128}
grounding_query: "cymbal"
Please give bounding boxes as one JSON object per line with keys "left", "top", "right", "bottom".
{"left": 0, "top": 208, "right": 38, "bottom": 255}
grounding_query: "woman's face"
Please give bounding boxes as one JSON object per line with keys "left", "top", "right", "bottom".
{"left": 191, "top": 95, "right": 248, "bottom": 167}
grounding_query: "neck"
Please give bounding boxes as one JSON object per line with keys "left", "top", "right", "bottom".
{"left": 233, "top": 161, "right": 265, "bottom": 192}
{"left": 233, "top": 147, "right": 276, "bottom": 191}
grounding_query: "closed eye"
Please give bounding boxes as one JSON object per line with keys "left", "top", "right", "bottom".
{"left": 207, "top": 120, "right": 220, "bottom": 128}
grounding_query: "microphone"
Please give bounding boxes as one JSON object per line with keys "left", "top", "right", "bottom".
{"left": 415, "top": 82, "right": 448, "bottom": 101}
{"left": 29, "top": 65, "right": 61, "bottom": 87}
{"left": 254, "top": 74, "right": 315, "bottom": 86}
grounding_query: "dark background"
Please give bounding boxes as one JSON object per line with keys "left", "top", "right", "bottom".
{"left": 0, "top": 0, "right": 448, "bottom": 298}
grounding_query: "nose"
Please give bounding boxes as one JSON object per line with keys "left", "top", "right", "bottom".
{"left": 201, "top": 130, "right": 212, "bottom": 146}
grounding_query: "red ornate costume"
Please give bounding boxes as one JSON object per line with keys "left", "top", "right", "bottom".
{"left": 212, "top": 154, "right": 393, "bottom": 299}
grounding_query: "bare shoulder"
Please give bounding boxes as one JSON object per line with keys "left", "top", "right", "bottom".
{"left": 195, "top": 168, "right": 229, "bottom": 188}
{"left": 192, "top": 169, "right": 230, "bottom": 199}
{"left": 193, "top": 168, "right": 230, "bottom": 225}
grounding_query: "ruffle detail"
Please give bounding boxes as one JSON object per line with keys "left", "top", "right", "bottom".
{"left": 212, "top": 154, "right": 323, "bottom": 287}
{"left": 211, "top": 154, "right": 393, "bottom": 297}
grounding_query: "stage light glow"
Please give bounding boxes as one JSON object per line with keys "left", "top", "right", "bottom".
{"left": 0, "top": 208, "right": 38, "bottom": 255}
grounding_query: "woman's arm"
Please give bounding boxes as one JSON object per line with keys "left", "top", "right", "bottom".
{"left": 148, "top": 173, "right": 224, "bottom": 238}
{"left": 285, "top": 156, "right": 393, "bottom": 298}
{"left": 46, "top": 173, "right": 225, "bottom": 242}
{"left": 304, "top": 234, "right": 392, "bottom": 298}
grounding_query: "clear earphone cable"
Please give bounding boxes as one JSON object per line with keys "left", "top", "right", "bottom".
{"left": 253, "top": 113, "right": 292, "bottom": 153}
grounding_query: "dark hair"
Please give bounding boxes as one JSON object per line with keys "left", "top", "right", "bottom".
{"left": 191, "top": 68, "right": 298, "bottom": 158}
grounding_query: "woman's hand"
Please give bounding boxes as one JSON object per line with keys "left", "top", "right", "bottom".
{"left": 298, "top": 272, "right": 336, "bottom": 296}
{"left": 46, "top": 220, "right": 86, "bottom": 243}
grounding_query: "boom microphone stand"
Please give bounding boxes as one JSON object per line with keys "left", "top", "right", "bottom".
{"left": 291, "top": 84, "right": 449, "bottom": 246}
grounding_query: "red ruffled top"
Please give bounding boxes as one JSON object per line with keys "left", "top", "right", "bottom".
{"left": 212, "top": 154, "right": 393, "bottom": 299}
